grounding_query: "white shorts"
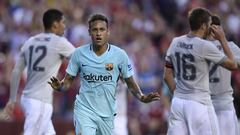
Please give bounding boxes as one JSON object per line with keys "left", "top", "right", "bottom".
{"left": 167, "top": 97, "right": 220, "bottom": 135}
{"left": 113, "top": 115, "right": 128, "bottom": 135}
{"left": 21, "top": 95, "right": 55, "bottom": 135}
{"left": 215, "top": 109, "right": 239, "bottom": 135}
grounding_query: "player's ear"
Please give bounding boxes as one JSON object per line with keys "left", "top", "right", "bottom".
{"left": 107, "top": 30, "right": 110, "bottom": 35}
{"left": 201, "top": 23, "right": 207, "bottom": 30}
{"left": 88, "top": 29, "right": 91, "bottom": 36}
{"left": 52, "top": 21, "right": 57, "bottom": 28}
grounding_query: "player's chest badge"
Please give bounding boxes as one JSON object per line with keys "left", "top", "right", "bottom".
{"left": 105, "top": 63, "right": 113, "bottom": 71}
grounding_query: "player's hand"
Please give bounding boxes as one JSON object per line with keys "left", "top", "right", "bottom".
{"left": 140, "top": 91, "right": 160, "bottom": 103}
{"left": 211, "top": 25, "right": 227, "bottom": 43}
{"left": 48, "top": 76, "right": 62, "bottom": 91}
{"left": 0, "top": 101, "right": 16, "bottom": 120}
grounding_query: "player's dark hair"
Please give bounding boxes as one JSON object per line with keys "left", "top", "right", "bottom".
{"left": 188, "top": 7, "right": 211, "bottom": 31}
{"left": 43, "top": 9, "right": 63, "bottom": 30}
{"left": 88, "top": 13, "right": 109, "bottom": 28}
{"left": 211, "top": 15, "right": 221, "bottom": 26}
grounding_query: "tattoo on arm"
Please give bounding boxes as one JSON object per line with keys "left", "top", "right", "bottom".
{"left": 125, "top": 77, "right": 143, "bottom": 100}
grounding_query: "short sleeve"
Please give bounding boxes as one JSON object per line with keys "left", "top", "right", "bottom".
{"left": 119, "top": 50, "right": 134, "bottom": 78}
{"left": 165, "top": 41, "right": 173, "bottom": 68}
{"left": 229, "top": 42, "right": 240, "bottom": 60}
{"left": 202, "top": 42, "right": 226, "bottom": 64}
{"left": 66, "top": 50, "right": 79, "bottom": 77}
{"left": 57, "top": 37, "right": 75, "bottom": 57}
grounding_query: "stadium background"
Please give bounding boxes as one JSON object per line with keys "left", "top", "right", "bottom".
{"left": 1, "top": 0, "right": 240, "bottom": 134}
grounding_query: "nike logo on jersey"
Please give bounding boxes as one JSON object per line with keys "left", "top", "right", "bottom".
{"left": 82, "top": 64, "right": 87, "bottom": 67}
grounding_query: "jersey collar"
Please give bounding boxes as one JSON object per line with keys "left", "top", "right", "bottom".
{"left": 90, "top": 43, "right": 111, "bottom": 52}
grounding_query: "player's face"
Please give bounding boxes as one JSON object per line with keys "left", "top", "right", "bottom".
{"left": 89, "top": 20, "right": 109, "bottom": 47}
{"left": 55, "top": 16, "right": 66, "bottom": 36}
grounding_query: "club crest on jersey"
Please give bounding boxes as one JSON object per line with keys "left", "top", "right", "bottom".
{"left": 105, "top": 63, "right": 113, "bottom": 71}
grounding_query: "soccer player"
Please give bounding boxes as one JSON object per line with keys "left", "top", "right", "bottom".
{"left": 48, "top": 13, "right": 160, "bottom": 135}
{"left": 208, "top": 15, "right": 240, "bottom": 135}
{"left": 3, "top": 9, "right": 75, "bottom": 135}
{"left": 113, "top": 78, "right": 129, "bottom": 135}
{"left": 163, "top": 8, "right": 238, "bottom": 135}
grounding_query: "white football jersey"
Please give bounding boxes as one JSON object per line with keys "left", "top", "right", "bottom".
{"left": 115, "top": 80, "right": 127, "bottom": 116}
{"left": 165, "top": 35, "right": 226, "bottom": 105}
{"left": 209, "top": 40, "right": 240, "bottom": 110}
{"left": 20, "top": 33, "right": 75, "bottom": 103}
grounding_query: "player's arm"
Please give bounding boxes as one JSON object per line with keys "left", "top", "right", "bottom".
{"left": 163, "top": 47, "right": 176, "bottom": 93}
{"left": 163, "top": 67, "right": 175, "bottom": 93}
{"left": 220, "top": 59, "right": 238, "bottom": 70}
{"left": 57, "top": 37, "right": 75, "bottom": 59}
{"left": 49, "top": 46, "right": 78, "bottom": 92}
{"left": 4, "top": 53, "right": 26, "bottom": 118}
{"left": 211, "top": 25, "right": 237, "bottom": 70}
{"left": 124, "top": 76, "right": 160, "bottom": 103}
{"left": 229, "top": 42, "right": 240, "bottom": 69}
{"left": 48, "top": 73, "right": 75, "bottom": 92}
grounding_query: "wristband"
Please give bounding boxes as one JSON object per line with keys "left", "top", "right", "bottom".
{"left": 57, "top": 86, "right": 65, "bottom": 92}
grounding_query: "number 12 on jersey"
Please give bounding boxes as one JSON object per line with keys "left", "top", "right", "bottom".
{"left": 28, "top": 45, "right": 47, "bottom": 72}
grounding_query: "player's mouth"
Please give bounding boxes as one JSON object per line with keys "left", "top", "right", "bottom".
{"left": 96, "top": 37, "right": 102, "bottom": 42}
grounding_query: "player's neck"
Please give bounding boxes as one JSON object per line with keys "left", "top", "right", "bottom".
{"left": 45, "top": 28, "right": 60, "bottom": 36}
{"left": 92, "top": 43, "right": 108, "bottom": 56}
{"left": 44, "top": 30, "right": 54, "bottom": 34}
{"left": 189, "top": 30, "right": 204, "bottom": 38}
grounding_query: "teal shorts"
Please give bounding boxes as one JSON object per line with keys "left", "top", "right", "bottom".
{"left": 73, "top": 102, "right": 114, "bottom": 135}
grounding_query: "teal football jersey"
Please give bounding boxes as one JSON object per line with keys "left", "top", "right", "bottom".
{"left": 66, "top": 44, "right": 133, "bottom": 117}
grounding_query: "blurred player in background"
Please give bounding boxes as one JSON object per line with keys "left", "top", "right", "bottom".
{"left": 114, "top": 64, "right": 137, "bottom": 135}
{"left": 208, "top": 15, "right": 240, "bottom": 135}
{"left": 113, "top": 78, "right": 128, "bottom": 135}
{"left": 2, "top": 9, "right": 75, "bottom": 135}
{"left": 164, "top": 7, "right": 237, "bottom": 135}
{"left": 48, "top": 13, "right": 160, "bottom": 135}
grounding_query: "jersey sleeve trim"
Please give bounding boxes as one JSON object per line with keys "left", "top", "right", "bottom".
{"left": 66, "top": 69, "right": 77, "bottom": 77}
{"left": 216, "top": 56, "right": 227, "bottom": 65}
{"left": 165, "top": 61, "right": 173, "bottom": 68}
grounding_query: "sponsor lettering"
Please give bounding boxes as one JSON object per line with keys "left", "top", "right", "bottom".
{"left": 83, "top": 73, "right": 112, "bottom": 82}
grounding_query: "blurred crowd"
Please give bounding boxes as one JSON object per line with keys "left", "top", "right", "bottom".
{"left": 1, "top": 0, "right": 240, "bottom": 134}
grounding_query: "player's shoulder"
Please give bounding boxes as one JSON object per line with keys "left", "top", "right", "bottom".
{"left": 228, "top": 41, "right": 239, "bottom": 48}
{"left": 171, "top": 35, "right": 184, "bottom": 43}
{"left": 77, "top": 43, "right": 91, "bottom": 50}
{"left": 171, "top": 35, "right": 197, "bottom": 43}
{"left": 109, "top": 44, "right": 123, "bottom": 51}
{"left": 198, "top": 39, "right": 216, "bottom": 49}
{"left": 21, "top": 34, "right": 38, "bottom": 49}
{"left": 207, "top": 40, "right": 220, "bottom": 47}
{"left": 48, "top": 33, "right": 70, "bottom": 44}
{"left": 73, "top": 44, "right": 91, "bottom": 54}
{"left": 24, "top": 34, "right": 40, "bottom": 44}
{"left": 109, "top": 44, "right": 126, "bottom": 55}
{"left": 209, "top": 40, "right": 219, "bottom": 44}
{"left": 27, "top": 33, "right": 69, "bottom": 43}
